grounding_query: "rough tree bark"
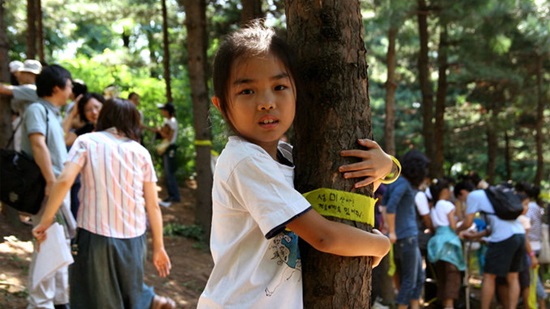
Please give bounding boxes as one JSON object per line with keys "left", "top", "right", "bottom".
{"left": 384, "top": 26, "right": 397, "bottom": 157}
{"left": 433, "top": 19, "right": 448, "bottom": 178}
{"left": 240, "top": 0, "right": 264, "bottom": 25}
{"left": 416, "top": 0, "right": 435, "bottom": 175}
{"left": 161, "top": 0, "right": 173, "bottom": 103}
{"left": 181, "top": 0, "right": 212, "bottom": 237}
{"left": 286, "top": 0, "right": 374, "bottom": 308}
{"left": 26, "top": 0, "right": 37, "bottom": 59}
{"left": 533, "top": 54, "right": 544, "bottom": 186}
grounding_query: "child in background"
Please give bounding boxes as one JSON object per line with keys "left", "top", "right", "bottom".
{"left": 198, "top": 21, "right": 394, "bottom": 308}
{"left": 427, "top": 178, "right": 465, "bottom": 309}
{"left": 33, "top": 98, "right": 175, "bottom": 309}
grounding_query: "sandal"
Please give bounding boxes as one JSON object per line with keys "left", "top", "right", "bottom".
{"left": 151, "top": 295, "right": 176, "bottom": 309}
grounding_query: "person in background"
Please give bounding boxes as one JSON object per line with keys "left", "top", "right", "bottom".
{"left": 62, "top": 92, "right": 105, "bottom": 219}
{"left": 0, "top": 59, "right": 42, "bottom": 151}
{"left": 383, "top": 149, "right": 430, "bottom": 309}
{"left": 9, "top": 60, "right": 23, "bottom": 85}
{"left": 63, "top": 79, "right": 88, "bottom": 131}
{"left": 21, "top": 64, "right": 76, "bottom": 309}
{"left": 155, "top": 102, "right": 180, "bottom": 207}
{"left": 33, "top": 98, "right": 175, "bottom": 309}
{"left": 128, "top": 91, "right": 146, "bottom": 144}
{"left": 458, "top": 183, "right": 526, "bottom": 309}
{"left": 427, "top": 178, "right": 465, "bottom": 309}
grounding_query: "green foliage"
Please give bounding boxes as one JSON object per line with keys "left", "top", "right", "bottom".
{"left": 163, "top": 222, "right": 205, "bottom": 242}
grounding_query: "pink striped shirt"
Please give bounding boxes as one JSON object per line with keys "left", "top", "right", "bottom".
{"left": 67, "top": 130, "right": 157, "bottom": 238}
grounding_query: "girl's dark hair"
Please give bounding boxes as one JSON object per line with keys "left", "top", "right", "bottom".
{"left": 78, "top": 92, "right": 105, "bottom": 123}
{"left": 429, "top": 178, "right": 450, "bottom": 204}
{"left": 95, "top": 98, "right": 141, "bottom": 142}
{"left": 212, "top": 19, "right": 298, "bottom": 134}
{"left": 36, "top": 64, "right": 72, "bottom": 97}
{"left": 399, "top": 149, "right": 430, "bottom": 188}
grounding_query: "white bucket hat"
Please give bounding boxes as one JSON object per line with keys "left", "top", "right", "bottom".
{"left": 17, "top": 59, "right": 42, "bottom": 75}
{"left": 9, "top": 60, "right": 24, "bottom": 73}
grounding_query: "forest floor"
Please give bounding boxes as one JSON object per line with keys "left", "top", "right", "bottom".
{"left": 0, "top": 182, "right": 213, "bottom": 309}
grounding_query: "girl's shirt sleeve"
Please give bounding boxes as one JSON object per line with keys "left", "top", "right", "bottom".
{"left": 225, "top": 154, "right": 311, "bottom": 239}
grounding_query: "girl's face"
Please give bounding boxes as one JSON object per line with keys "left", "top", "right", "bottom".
{"left": 440, "top": 187, "right": 451, "bottom": 201}
{"left": 84, "top": 98, "right": 102, "bottom": 124}
{"left": 216, "top": 53, "right": 296, "bottom": 154}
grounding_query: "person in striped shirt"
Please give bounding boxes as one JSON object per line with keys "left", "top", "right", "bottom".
{"left": 32, "top": 98, "right": 176, "bottom": 309}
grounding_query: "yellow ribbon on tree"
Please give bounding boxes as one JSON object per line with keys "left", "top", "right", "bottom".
{"left": 195, "top": 140, "right": 212, "bottom": 146}
{"left": 303, "top": 188, "right": 376, "bottom": 225}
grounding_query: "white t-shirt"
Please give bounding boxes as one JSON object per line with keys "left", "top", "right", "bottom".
{"left": 465, "top": 190, "right": 524, "bottom": 242}
{"left": 198, "top": 136, "right": 311, "bottom": 309}
{"left": 415, "top": 191, "right": 431, "bottom": 216}
{"left": 431, "top": 200, "right": 455, "bottom": 228}
{"left": 163, "top": 117, "right": 178, "bottom": 144}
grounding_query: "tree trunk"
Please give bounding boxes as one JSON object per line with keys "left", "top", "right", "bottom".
{"left": 433, "top": 19, "right": 447, "bottom": 178}
{"left": 240, "top": 0, "right": 264, "bottom": 25}
{"left": 36, "top": 0, "right": 44, "bottom": 62}
{"left": 384, "top": 26, "right": 397, "bottom": 156}
{"left": 26, "top": 0, "right": 37, "bottom": 59}
{"left": 286, "top": 1, "right": 374, "bottom": 308}
{"left": 161, "top": 0, "right": 172, "bottom": 103}
{"left": 416, "top": 0, "right": 434, "bottom": 175}
{"left": 533, "top": 54, "right": 544, "bottom": 186}
{"left": 0, "top": 0, "right": 20, "bottom": 224}
{"left": 181, "top": 0, "right": 212, "bottom": 238}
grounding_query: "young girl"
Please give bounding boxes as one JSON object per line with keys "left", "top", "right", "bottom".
{"left": 198, "top": 23, "right": 394, "bottom": 308}
{"left": 427, "top": 178, "right": 465, "bottom": 309}
{"left": 33, "top": 98, "right": 175, "bottom": 309}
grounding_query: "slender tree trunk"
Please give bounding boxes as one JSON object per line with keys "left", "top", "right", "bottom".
{"left": 504, "top": 131, "right": 511, "bottom": 180}
{"left": 26, "top": 0, "right": 37, "bottom": 59}
{"left": 0, "top": 0, "right": 20, "bottom": 224}
{"left": 286, "top": 0, "right": 374, "bottom": 307}
{"left": 36, "top": 0, "right": 44, "bottom": 62}
{"left": 384, "top": 26, "right": 397, "bottom": 156}
{"left": 433, "top": 20, "right": 447, "bottom": 178}
{"left": 416, "top": 0, "right": 434, "bottom": 175}
{"left": 534, "top": 54, "right": 544, "bottom": 186}
{"left": 485, "top": 89, "right": 503, "bottom": 184}
{"left": 161, "top": 0, "right": 172, "bottom": 103}
{"left": 181, "top": 0, "right": 212, "bottom": 238}
{"left": 241, "top": 0, "right": 264, "bottom": 25}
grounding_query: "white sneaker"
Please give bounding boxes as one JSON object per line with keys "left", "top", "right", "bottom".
{"left": 372, "top": 301, "right": 389, "bottom": 309}
{"left": 159, "top": 200, "right": 172, "bottom": 208}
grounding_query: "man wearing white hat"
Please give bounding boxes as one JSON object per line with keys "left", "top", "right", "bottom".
{"left": 0, "top": 59, "right": 42, "bottom": 151}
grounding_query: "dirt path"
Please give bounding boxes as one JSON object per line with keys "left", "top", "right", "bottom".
{"left": 0, "top": 185, "right": 213, "bottom": 309}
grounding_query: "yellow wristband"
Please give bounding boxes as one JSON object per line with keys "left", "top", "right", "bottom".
{"left": 195, "top": 139, "right": 212, "bottom": 146}
{"left": 380, "top": 155, "right": 401, "bottom": 184}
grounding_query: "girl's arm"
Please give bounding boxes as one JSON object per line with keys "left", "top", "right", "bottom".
{"left": 339, "top": 139, "right": 395, "bottom": 190}
{"left": 32, "top": 162, "right": 82, "bottom": 244}
{"left": 448, "top": 208, "right": 457, "bottom": 231}
{"left": 287, "top": 209, "right": 391, "bottom": 267}
{"left": 143, "top": 181, "right": 171, "bottom": 277}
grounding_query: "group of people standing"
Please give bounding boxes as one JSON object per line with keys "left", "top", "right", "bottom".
{"left": 1, "top": 61, "right": 178, "bottom": 308}
{"left": 375, "top": 148, "right": 548, "bottom": 309}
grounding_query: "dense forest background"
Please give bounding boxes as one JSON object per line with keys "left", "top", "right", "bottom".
{"left": 1, "top": 0, "right": 549, "bottom": 196}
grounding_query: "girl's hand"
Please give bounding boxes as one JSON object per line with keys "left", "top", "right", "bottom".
{"left": 339, "top": 139, "right": 393, "bottom": 188}
{"left": 153, "top": 248, "right": 172, "bottom": 278}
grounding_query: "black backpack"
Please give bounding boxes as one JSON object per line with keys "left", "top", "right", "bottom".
{"left": 484, "top": 185, "right": 523, "bottom": 220}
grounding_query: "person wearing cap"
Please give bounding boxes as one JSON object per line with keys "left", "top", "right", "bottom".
{"left": 0, "top": 60, "right": 43, "bottom": 151}
{"left": 9, "top": 60, "right": 24, "bottom": 85}
{"left": 155, "top": 102, "right": 180, "bottom": 207}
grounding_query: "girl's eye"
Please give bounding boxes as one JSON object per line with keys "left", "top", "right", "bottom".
{"left": 238, "top": 89, "right": 254, "bottom": 95}
{"left": 274, "top": 85, "right": 287, "bottom": 91}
